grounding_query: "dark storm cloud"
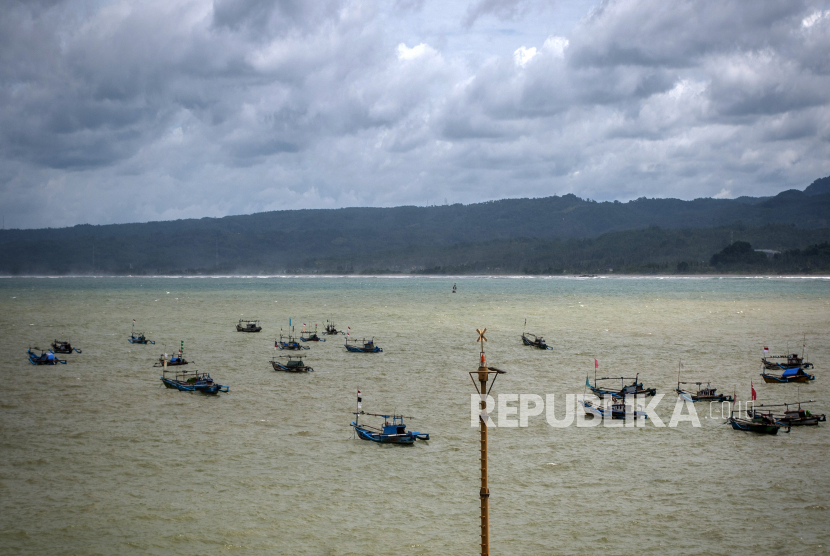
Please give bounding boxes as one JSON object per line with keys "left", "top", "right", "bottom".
{"left": 0, "top": 0, "right": 829, "bottom": 228}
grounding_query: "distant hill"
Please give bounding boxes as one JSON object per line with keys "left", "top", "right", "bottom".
{"left": 1, "top": 177, "right": 829, "bottom": 275}
{"left": 805, "top": 176, "right": 830, "bottom": 196}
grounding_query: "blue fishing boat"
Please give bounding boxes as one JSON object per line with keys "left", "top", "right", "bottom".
{"left": 128, "top": 320, "right": 154, "bottom": 344}
{"left": 351, "top": 391, "right": 428, "bottom": 443}
{"left": 160, "top": 369, "right": 228, "bottom": 394}
{"left": 128, "top": 332, "right": 154, "bottom": 344}
{"left": 276, "top": 328, "right": 309, "bottom": 350}
{"left": 154, "top": 351, "right": 189, "bottom": 367}
{"left": 760, "top": 367, "right": 815, "bottom": 383}
{"left": 586, "top": 372, "right": 656, "bottom": 399}
{"left": 345, "top": 337, "right": 382, "bottom": 353}
{"left": 50, "top": 340, "right": 81, "bottom": 354}
{"left": 271, "top": 354, "right": 314, "bottom": 372}
{"left": 27, "top": 348, "right": 67, "bottom": 365}
{"left": 580, "top": 398, "right": 649, "bottom": 420}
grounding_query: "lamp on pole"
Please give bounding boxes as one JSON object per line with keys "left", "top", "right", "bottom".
{"left": 469, "top": 328, "right": 506, "bottom": 556}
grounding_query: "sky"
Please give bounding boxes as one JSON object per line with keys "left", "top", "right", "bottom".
{"left": 1, "top": 0, "right": 830, "bottom": 229}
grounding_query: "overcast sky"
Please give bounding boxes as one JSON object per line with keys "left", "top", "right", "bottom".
{"left": 2, "top": 0, "right": 829, "bottom": 228}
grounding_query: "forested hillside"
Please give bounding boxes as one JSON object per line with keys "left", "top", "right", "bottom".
{"left": 1, "top": 177, "right": 829, "bottom": 275}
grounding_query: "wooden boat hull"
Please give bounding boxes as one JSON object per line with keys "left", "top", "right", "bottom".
{"left": 760, "top": 373, "right": 815, "bottom": 383}
{"left": 160, "top": 376, "right": 228, "bottom": 394}
{"left": 728, "top": 418, "right": 782, "bottom": 434}
{"left": 580, "top": 400, "right": 648, "bottom": 420}
{"left": 590, "top": 386, "right": 657, "bottom": 399}
{"left": 236, "top": 326, "right": 262, "bottom": 332}
{"left": 345, "top": 345, "right": 383, "bottom": 353}
{"left": 50, "top": 343, "right": 81, "bottom": 354}
{"left": 676, "top": 389, "right": 734, "bottom": 402}
{"left": 300, "top": 336, "right": 325, "bottom": 342}
{"left": 128, "top": 337, "right": 154, "bottom": 344}
{"left": 521, "top": 335, "right": 550, "bottom": 349}
{"left": 778, "top": 416, "right": 823, "bottom": 426}
{"left": 27, "top": 350, "right": 67, "bottom": 365}
{"left": 277, "top": 342, "right": 309, "bottom": 351}
{"left": 352, "top": 424, "right": 419, "bottom": 443}
{"left": 271, "top": 361, "right": 313, "bottom": 372}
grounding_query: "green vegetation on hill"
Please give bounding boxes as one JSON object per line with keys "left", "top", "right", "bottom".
{"left": 1, "top": 178, "right": 829, "bottom": 275}
{"left": 303, "top": 225, "right": 830, "bottom": 275}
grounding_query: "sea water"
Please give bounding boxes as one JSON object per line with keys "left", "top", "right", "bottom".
{"left": 1, "top": 276, "right": 828, "bottom": 555}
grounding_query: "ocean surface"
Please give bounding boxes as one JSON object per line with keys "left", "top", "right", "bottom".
{"left": 1, "top": 276, "right": 829, "bottom": 555}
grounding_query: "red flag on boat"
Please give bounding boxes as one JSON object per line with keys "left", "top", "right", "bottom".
{"left": 595, "top": 358, "right": 599, "bottom": 369}
{"left": 751, "top": 381, "right": 757, "bottom": 401}
{"left": 763, "top": 347, "right": 769, "bottom": 353}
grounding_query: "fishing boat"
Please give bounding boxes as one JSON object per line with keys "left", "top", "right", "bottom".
{"left": 676, "top": 381, "right": 734, "bottom": 402}
{"left": 154, "top": 351, "right": 189, "bottom": 367}
{"left": 749, "top": 401, "right": 826, "bottom": 426}
{"left": 27, "top": 348, "right": 67, "bottom": 365}
{"left": 586, "top": 372, "right": 656, "bottom": 399}
{"left": 276, "top": 329, "right": 309, "bottom": 350}
{"left": 323, "top": 320, "right": 345, "bottom": 335}
{"left": 271, "top": 354, "right": 314, "bottom": 372}
{"left": 727, "top": 410, "right": 788, "bottom": 434}
{"left": 521, "top": 332, "right": 551, "bottom": 350}
{"left": 762, "top": 342, "right": 813, "bottom": 371}
{"left": 160, "top": 369, "right": 228, "bottom": 394}
{"left": 50, "top": 340, "right": 81, "bottom": 354}
{"left": 762, "top": 353, "right": 813, "bottom": 370}
{"left": 128, "top": 331, "right": 154, "bottom": 344}
{"left": 128, "top": 320, "right": 155, "bottom": 344}
{"left": 236, "top": 319, "right": 262, "bottom": 333}
{"left": 300, "top": 325, "right": 325, "bottom": 342}
{"left": 580, "top": 398, "right": 649, "bottom": 420}
{"left": 345, "top": 337, "right": 383, "bottom": 353}
{"left": 760, "top": 367, "right": 815, "bottom": 383}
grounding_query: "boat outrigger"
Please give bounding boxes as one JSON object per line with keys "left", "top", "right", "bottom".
{"left": 160, "top": 369, "right": 228, "bottom": 394}
{"left": 521, "top": 332, "right": 551, "bottom": 350}
{"left": 580, "top": 398, "right": 649, "bottom": 420}
{"left": 271, "top": 354, "right": 314, "bottom": 372}
{"left": 300, "top": 325, "right": 325, "bottom": 342}
{"left": 749, "top": 400, "right": 826, "bottom": 426}
{"left": 760, "top": 366, "right": 815, "bottom": 383}
{"left": 276, "top": 328, "right": 309, "bottom": 350}
{"left": 586, "top": 372, "right": 656, "bottom": 399}
{"left": 345, "top": 337, "right": 383, "bottom": 353}
{"left": 27, "top": 348, "right": 67, "bottom": 365}
{"left": 323, "top": 320, "right": 345, "bottom": 335}
{"left": 236, "top": 319, "right": 262, "bottom": 333}
{"left": 50, "top": 340, "right": 81, "bottom": 354}
{"left": 727, "top": 409, "right": 788, "bottom": 434}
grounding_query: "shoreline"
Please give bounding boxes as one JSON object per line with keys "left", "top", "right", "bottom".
{"left": 2, "top": 274, "right": 830, "bottom": 280}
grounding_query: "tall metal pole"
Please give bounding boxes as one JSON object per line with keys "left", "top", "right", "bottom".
{"left": 471, "top": 328, "right": 504, "bottom": 556}
{"left": 479, "top": 365, "right": 490, "bottom": 556}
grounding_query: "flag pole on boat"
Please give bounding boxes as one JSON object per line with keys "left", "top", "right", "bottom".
{"left": 469, "top": 327, "right": 505, "bottom": 556}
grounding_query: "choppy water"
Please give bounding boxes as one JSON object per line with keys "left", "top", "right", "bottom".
{"left": 1, "top": 276, "right": 829, "bottom": 555}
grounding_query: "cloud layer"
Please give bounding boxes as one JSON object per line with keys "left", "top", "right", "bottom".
{"left": 1, "top": 0, "right": 829, "bottom": 228}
